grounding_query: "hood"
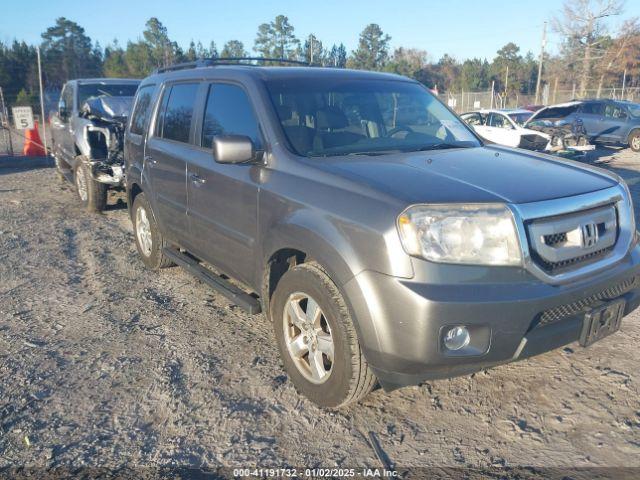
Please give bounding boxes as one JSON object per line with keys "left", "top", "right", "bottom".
{"left": 524, "top": 101, "right": 582, "bottom": 127}
{"left": 80, "top": 95, "right": 134, "bottom": 122}
{"left": 312, "top": 146, "right": 617, "bottom": 205}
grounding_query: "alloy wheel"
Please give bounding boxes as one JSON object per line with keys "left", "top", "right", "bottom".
{"left": 283, "top": 292, "right": 335, "bottom": 384}
{"left": 135, "top": 206, "right": 153, "bottom": 257}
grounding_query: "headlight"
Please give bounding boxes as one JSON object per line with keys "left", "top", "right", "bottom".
{"left": 397, "top": 204, "right": 522, "bottom": 266}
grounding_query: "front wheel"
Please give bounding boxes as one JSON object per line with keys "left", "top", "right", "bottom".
{"left": 628, "top": 130, "right": 640, "bottom": 152}
{"left": 74, "top": 159, "right": 107, "bottom": 213}
{"left": 271, "top": 262, "right": 376, "bottom": 408}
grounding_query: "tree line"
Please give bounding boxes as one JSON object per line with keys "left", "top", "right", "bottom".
{"left": 1, "top": 0, "right": 638, "bottom": 110}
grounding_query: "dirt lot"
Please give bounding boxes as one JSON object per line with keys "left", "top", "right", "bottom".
{"left": 1, "top": 147, "right": 640, "bottom": 475}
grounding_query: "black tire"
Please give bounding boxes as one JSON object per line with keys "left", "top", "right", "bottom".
{"left": 628, "top": 130, "right": 640, "bottom": 152}
{"left": 271, "top": 262, "right": 376, "bottom": 408}
{"left": 131, "top": 192, "right": 174, "bottom": 270}
{"left": 74, "top": 159, "right": 107, "bottom": 213}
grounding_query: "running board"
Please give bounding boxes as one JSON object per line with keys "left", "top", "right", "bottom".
{"left": 162, "top": 247, "right": 262, "bottom": 314}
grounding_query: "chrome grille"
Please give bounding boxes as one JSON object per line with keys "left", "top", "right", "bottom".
{"left": 527, "top": 205, "right": 618, "bottom": 274}
{"left": 536, "top": 276, "right": 640, "bottom": 327}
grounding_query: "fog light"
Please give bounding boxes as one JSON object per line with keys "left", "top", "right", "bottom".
{"left": 444, "top": 326, "right": 470, "bottom": 351}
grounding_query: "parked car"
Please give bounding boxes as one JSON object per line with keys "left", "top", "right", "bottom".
{"left": 125, "top": 60, "right": 640, "bottom": 408}
{"left": 51, "top": 78, "right": 140, "bottom": 212}
{"left": 460, "top": 109, "right": 550, "bottom": 151}
{"left": 525, "top": 99, "right": 640, "bottom": 151}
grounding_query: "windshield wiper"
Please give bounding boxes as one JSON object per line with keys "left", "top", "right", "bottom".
{"left": 346, "top": 150, "right": 404, "bottom": 156}
{"left": 412, "top": 143, "right": 469, "bottom": 152}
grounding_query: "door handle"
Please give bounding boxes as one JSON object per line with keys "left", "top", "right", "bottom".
{"left": 145, "top": 155, "right": 157, "bottom": 165}
{"left": 190, "top": 173, "right": 206, "bottom": 184}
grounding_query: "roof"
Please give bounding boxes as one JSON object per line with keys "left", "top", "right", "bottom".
{"left": 462, "top": 108, "right": 532, "bottom": 115}
{"left": 146, "top": 65, "right": 412, "bottom": 84}
{"left": 73, "top": 78, "right": 141, "bottom": 85}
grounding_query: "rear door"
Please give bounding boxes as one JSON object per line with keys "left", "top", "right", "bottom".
{"left": 186, "top": 82, "right": 262, "bottom": 285}
{"left": 144, "top": 82, "right": 199, "bottom": 241}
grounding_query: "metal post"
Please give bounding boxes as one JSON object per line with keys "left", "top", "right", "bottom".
{"left": 534, "top": 22, "right": 547, "bottom": 105}
{"left": 622, "top": 69, "right": 627, "bottom": 100}
{"left": 36, "top": 46, "right": 48, "bottom": 155}
{"left": 490, "top": 81, "right": 495, "bottom": 109}
{"left": 0, "top": 86, "right": 13, "bottom": 155}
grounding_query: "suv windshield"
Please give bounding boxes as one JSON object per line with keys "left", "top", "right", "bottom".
{"left": 266, "top": 78, "right": 480, "bottom": 157}
{"left": 78, "top": 83, "right": 139, "bottom": 107}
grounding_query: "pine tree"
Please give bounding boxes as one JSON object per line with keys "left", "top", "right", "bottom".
{"left": 221, "top": 40, "right": 247, "bottom": 58}
{"left": 254, "top": 15, "right": 300, "bottom": 60}
{"left": 348, "top": 24, "right": 391, "bottom": 71}
{"left": 41, "top": 17, "right": 102, "bottom": 86}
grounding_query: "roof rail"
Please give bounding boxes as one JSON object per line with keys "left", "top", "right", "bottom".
{"left": 154, "top": 57, "right": 316, "bottom": 74}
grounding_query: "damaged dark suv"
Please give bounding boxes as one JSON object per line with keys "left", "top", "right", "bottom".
{"left": 51, "top": 78, "right": 140, "bottom": 212}
{"left": 124, "top": 60, "right": 640, "bottom": 408}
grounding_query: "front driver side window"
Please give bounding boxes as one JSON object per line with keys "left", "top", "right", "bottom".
{"left": 489, "top": 114, "right": 512, "bottom": 129}
{"left": 202, "top": 84, "right": 262, "bottom": 149}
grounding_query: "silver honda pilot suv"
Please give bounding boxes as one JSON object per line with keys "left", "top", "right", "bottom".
{"left": 124, "top": 61, "right": 640, "bottom": 407}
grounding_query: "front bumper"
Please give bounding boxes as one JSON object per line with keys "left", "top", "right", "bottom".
{"left": 343, "top": 244, "right": 640, "bottom": 391}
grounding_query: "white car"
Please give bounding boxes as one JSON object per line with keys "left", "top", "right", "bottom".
{"left": 461, "top": 109, "right": 550, "bottom": 151}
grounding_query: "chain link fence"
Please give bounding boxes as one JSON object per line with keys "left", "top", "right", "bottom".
{"left": 0, "top": 112, "right": 50, "bottom": 157}
{"left": 439, "top": 87, "right": 640, "bottom": 113}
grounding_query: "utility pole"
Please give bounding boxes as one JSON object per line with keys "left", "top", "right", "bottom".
{"left": 534, "top": 21, "right": 547, "bottom": 105}
{"left": 36, "top": 46, "right": 48, "bottom": 155}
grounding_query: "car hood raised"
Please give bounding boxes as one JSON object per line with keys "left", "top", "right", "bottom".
{"left": 313, "top": 146, "right": 617, "bottom": 204}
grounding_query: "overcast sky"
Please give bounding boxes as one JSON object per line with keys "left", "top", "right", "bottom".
{"left": 1, "top": 0, "right": 639, "bottom": 61}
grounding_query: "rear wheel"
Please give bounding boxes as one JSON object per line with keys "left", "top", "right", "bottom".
{"left": 628, "top": 130, "right": 640, "bottom": 152}
{"left": 74, "top": 159, "right": 107, "bottom": 213}
{"left": 132, "top": 192, "right": 174, "bottom": 270}
{"left": 271, "top": 262, "right": 376, "bottom": 408}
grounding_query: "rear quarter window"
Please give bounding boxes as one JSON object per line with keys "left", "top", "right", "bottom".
{"left": 129, "top": 85, "right": 156, "bottom": 135}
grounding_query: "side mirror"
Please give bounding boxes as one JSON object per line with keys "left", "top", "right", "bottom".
{"left": 212, "top": 135, "right": 256, "bottom": 164}
{"left": 58, "top": 100, "right": 69, "bottom": 119}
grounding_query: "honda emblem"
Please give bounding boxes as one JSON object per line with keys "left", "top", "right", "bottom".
{"left": 581, "top": 222, "right": 599, "bottom": 248}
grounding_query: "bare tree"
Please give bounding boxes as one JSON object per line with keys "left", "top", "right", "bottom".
{"left": 595, "top": 17, "right": 639, "bottom": 96}
{"left": 553, "top": 0, "right": 624, "bottom": 96}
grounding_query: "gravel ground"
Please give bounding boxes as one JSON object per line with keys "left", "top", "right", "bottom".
{"left": 1, "top": 147, "right": 639, "bottom": 476}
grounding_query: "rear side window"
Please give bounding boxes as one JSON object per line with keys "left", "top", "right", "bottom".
{"left": 157, "top": 83, "right": 199, "bottom": 143}
{"left": 202, "top": 84, "right": 261, "bottom": 149}
{"left": 604, "top": 104, "right": 627, "bottom": 119}
{"left": 130, "top": 85, "right": 155, "bottom": 135}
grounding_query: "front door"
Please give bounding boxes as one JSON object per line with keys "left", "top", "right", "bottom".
{"left": 187, "top": 82, "right": 262, "bottom": 285}
{"left": 599, "top": 103, "right": 629, "bottom": 142}
{"left": 145, "top": 82, "right": 199, "bottom": 240}
{"left": 483, "top": 113, "right": 519, "bottom": 147}
{"left": 51, "top": 84, "right": 75, "bottom": 161}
